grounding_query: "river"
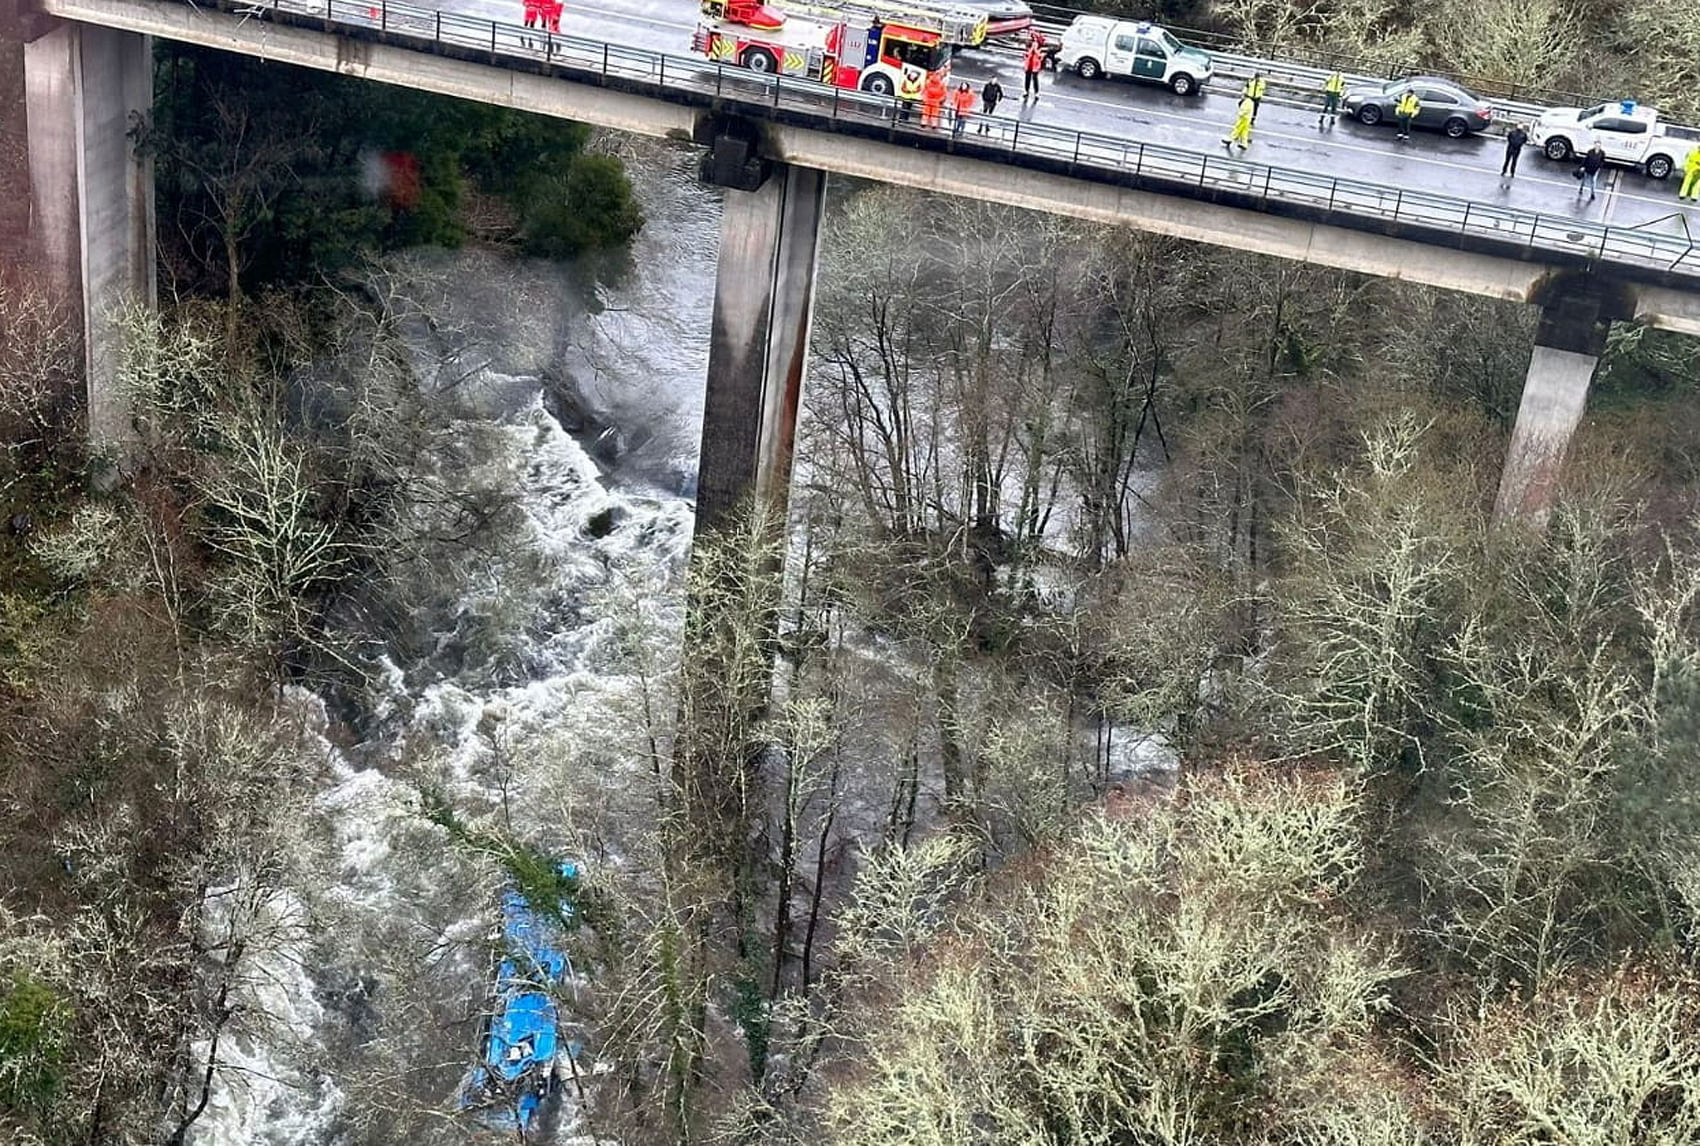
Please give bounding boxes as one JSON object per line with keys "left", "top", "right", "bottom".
{"left": 191, "top": 136, "right": 719, "bottom": 1146}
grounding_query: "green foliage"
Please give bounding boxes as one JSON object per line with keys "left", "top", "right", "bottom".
{"left": 730, "top": 974, "right": 771, "bottom": 1082}
{"left": 0, "top": 973, "right": 71, "bottom": 1117}
{"left": 516, "top": 155, "right": 645, "bottom": 261}
{"left": 152, "top": 45, "right": 641, "bottom": 294}
{"left": 417, "top": 786, "right": 582, "bottom": 935}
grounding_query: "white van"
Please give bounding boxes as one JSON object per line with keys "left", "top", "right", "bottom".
{"left": 1058, "top": 17, "right": 1213, "bottom": 96}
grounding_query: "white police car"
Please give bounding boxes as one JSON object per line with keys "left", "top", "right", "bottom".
{"left": 1530, "top": 99, "right": 1700, "bottom": 180}
{"left": 1058, "top": 17, "right": 1213, "bottom": 95}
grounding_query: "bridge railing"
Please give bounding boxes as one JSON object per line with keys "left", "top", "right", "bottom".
{"left": 219, "top": 0, "right": 1700, "bottom": 282}
{"left": 1019, "top": 3, "right": 1603, "bottom": 116}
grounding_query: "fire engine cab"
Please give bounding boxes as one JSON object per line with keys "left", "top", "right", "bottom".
{"left": 692, "top": 0, "right": 987, "bottom": 95}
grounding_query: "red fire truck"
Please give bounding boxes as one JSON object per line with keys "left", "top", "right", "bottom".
{"left": 691, "top": 0, "right": 987, "bottom": 95}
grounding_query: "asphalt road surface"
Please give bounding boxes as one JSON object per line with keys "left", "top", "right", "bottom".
{"left": 419, "top": 0, "right": 1700, "bottom": 241}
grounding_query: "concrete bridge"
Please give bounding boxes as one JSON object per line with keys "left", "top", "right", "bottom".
{"left": 6, "top": 0, "right": 1700, "bottom": 523}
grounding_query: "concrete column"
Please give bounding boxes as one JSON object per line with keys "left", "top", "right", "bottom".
{"left": 4, "top": 5, "right": 154, "bottom": 452}
{"left": 1492, "top": 290, "right": 1610, "bottom": 527}
{"left": 694, "top": 163, "right": 828, "bottom": 534}
{"left": 73, "top": 24, "right": 156, "bottom": 448}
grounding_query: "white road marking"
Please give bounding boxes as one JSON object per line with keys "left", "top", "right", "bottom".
{"left": 446, "top": 0, "right": 1696, "bottom": 230}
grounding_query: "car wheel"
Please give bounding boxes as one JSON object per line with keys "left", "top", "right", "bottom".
{"left": 861, "top": 72, "right": 893, "bottom": 96}
{"left": 1443, "top": 116, "right": 1468, "bottom": 138}
{"left": 1544, "top": 137, "right": 1572, "bottom": 161}
{"left": 1357, "top": 104, "right": 1382, "bottom": 126}
{"left": 1170, "top": 72, "right": 1196, "bottom": 96}
{"left": 1646, "top": 154, "right": 1674, "bottom": 180}
{"left": 741, "top": 47, "right": 777, "bottom": 74}
{"left": 1076, "top": 57, "right": 1101, "bottom": 80}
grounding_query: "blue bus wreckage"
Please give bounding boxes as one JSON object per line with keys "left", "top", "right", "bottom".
{"left": 459, "top": 862, "right": 584, "bottom": 1137}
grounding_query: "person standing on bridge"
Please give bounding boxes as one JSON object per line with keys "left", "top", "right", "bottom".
{"left": 1680, "top": 146, "right": 1700, "bottom": 202}
{"left": 1223, "top": 93, "right": 1255, "bottom": 151}
{"left": 979, "top": 76, "right": 1004, "bottom": 133}
{"left": 522, "top": 0, "right": 540, "bottom": 45}
{"left": 1318, "top": 70, "right": 1344, "bottom": 127}
{"left": 1501, "top": 123, "right": 1528, "bottom": 178}
{"left": 1242, "top": 72, "right": 1268, "bottom": 123}
{"left": 951, "top": 81, "right": 975, "bottom": 137}
{"left": 1578, "top": 142, "right": 1606, "bottom": 201}
{"left": 1023, "top": 37, "right": 1044, "bottom": 101}
{"left": 898, "top": 64, "right": 923, "bottom": 123}
{"left": 923, "top": 67, "right": 949, "bottom": 128}
{"left": 1394, "top": 88, "right": 1420, "bottom": 140}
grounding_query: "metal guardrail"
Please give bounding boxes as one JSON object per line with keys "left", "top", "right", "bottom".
{"left": 193, "top": 0, "right": 1700, "bottom": 283}
{"left": 991, "top": 15, "right": 1549, "bottom": 129}
{"left": 1022, "top": 2, "right": 1606, "bottom": 112}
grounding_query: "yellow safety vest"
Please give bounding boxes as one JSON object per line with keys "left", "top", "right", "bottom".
{"left": 1244, "top": 76, "right": 1267, "bottom": 100}
{"left": 899, "top": 67, "right": 922, "bottom": 99}
{"left": 1396, "top": 91, "right": 1420, "bottom": 116}
{"left": 1687, "top": 148, "right": 1700, "bottom": 175}
{"left": 1324, "top": 73, "right": 1344, "bottom": 95}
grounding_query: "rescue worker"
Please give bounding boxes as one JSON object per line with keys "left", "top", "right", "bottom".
{"left": 544, "top": 0, "right": 561, "bottom": 35}
{"left": 1023, "top": 36, "right": 1044, "bottom": 100}
{"left": 1222, "top": 93, "right": 1255, "bottom": 151}
{"left": 1318, "top": 71, "right": 1344, "bottom": 127}
{"left": 522, "top": 0, "right": 539, "bottom": 34}
{"left": 922, "top": 67, "right": 948, "bottom": 129}
{"left": 1242, "top": 72, "right": 1267, "bottom": 122}
{"left": 898, "top": 63, "right": 923, "bottom": 123}
{"left": 950, "top": 81, "right": 975, "bottom": 137}
{"left": 1501, "top": 123, "right": 1528, "bottom": 178}
{"left": 979, "top": 76, "right": 1003, "bottom": 134}
{"left": 1394, "top": 88, "right": 1420, "bottom": 140}
{"left": 1681, "top": 145, "right": 1700, "bottom": 202}
{"left": 1578, "top": 142, "right": 1606, "bottom": 201}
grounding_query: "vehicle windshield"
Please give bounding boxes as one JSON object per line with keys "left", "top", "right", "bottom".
{"left": 884, "top": 34, "right": 946, "bottom": 71}
{"left": 1579, "top": 104, "right": 1606, "bottom": 119}
{"left": 1159, "top": 29, "right": 1183, "bottom": 53}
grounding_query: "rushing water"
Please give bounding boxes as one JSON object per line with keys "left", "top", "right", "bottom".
{"left": 190, "top": 138, "right": 721, "bottom": 1146}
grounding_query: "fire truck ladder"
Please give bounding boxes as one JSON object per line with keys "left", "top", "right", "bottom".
{"left": 702, "top": 0, "right": 988, "bottom": 44}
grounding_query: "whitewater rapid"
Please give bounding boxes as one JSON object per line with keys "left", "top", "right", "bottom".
{"left": 190, "top": 138, "right": 718, "bottom": 1146}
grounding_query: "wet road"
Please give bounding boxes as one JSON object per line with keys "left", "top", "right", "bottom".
{"left": 422, "top": 0, "right": 1700, "bottom": 239}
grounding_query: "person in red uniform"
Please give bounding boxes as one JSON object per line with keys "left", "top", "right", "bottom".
{"left": 922, "top": 67, "right": 948, "bottom": 128}
{"left": 950, "top": 80, "right": 974, "bottom": 136}
{"left": 1023, "top": 36, "right": 1043, "bottom": 101}
{"left": 521, "top": 0, "right": 539, "bottom": 48}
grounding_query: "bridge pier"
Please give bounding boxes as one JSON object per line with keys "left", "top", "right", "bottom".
{"left": 1492, "top": 282, "right": 1620, "bottom": 527}
{"left": 1, "top": 0, "right": 154, "bottom": 452}
{"left": 694, "top": 154, "right": 827, "bottom": 531}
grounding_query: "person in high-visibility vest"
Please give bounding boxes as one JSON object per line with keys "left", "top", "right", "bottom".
{"left": 1681, "top": 147, "right": 1700, "bottom": 202}
{"left": 1319, "top": 71, "right": 1344, "bottom": 127}
{"left": 1242, "top": 72, "right": 1267, "bottom": 122}
{"left": 1395, "top": 88, "right": 1420, "bottom": 140}
{"left": 898, "top": 64, "right": 923, "bottom": 123}
{"left": 950, "top": 81, "right": 975, "bottom": 137}
{"left": 1222, "top": 94, "right": 1255, "bottom": 151}
{"left": 922, "top": 68, "right": 948, "bottom": 128}
{"left": 1023, "top": 37, "right": 1044, "bottom": 101}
